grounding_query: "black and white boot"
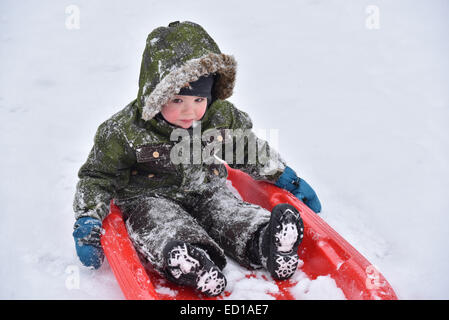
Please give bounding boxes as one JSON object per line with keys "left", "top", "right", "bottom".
{"left": 163, "top": 240, "right": 227, "bottom": 297}
{"left": 259, "top": 203, "right": 304, "bottom": 280}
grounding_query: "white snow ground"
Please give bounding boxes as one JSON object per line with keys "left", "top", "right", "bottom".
{"left": 1, "top": 0, "right": 448, "bottom": 299}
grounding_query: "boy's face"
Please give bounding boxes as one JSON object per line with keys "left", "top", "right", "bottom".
{"left": 161, "top": 95, "right": 208, "bottom": 129}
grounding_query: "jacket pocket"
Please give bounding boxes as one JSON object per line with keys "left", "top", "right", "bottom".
{"left": 135, "top": 143, "right": 177, "bottom": 172}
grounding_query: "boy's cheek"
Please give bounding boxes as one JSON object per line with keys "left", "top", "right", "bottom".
{"left": 161, "top": 107, "right": 179, "bottom": 122}
{"left": 196, "top": 104, "right": 207, "bottom": 119}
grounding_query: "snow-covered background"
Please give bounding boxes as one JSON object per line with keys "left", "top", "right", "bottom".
{"left": 1, "top": 0, "right": 448, "bottom": 299}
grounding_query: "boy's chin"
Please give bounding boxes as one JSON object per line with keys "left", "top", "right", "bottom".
{"left": 176, "top": 120, "right": 194, "bottom": 128}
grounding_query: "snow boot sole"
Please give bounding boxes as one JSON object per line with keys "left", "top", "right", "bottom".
{"left": 262, "top": 203, "right": 304, "bottom": 280}
{"left": 163, "top": 240, "right": 227, "bottom": 297}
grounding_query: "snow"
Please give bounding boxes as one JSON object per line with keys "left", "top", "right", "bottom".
{"left": 222, "top": 260, "right": 280, "bottom": 300}
{"left": 1, "top": 0, "right": 449, "bottom": 299}
{"left": 289, "top": 272, "right": 346, "bottom": 300}
{"left": 222, "top": 258, "right": 346, "bottom": 300}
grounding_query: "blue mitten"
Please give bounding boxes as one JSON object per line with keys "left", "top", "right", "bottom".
{"left": 275, "top": 166, "right": 322, "bottom": 213}
{"left": 73, "top": 217, "right": 105, "bottom": 269}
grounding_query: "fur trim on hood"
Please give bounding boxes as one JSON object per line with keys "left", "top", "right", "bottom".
{"left": 137, "top": 21, "right": 237, "bottom": 121}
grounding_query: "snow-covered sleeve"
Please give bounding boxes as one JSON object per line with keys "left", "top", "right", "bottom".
{"left": 73, "top": 120, "right": 135, "bottom": 221}
{"left": 227, "top": 103, "right": 287, "bottom": 183}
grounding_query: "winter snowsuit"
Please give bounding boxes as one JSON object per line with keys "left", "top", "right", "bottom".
{"left": 73, "top": 21, "right": 287, "bottom": 273}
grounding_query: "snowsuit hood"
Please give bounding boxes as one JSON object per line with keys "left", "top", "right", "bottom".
{"left": 137, "top": 21, "right": 237, "bottom": 121}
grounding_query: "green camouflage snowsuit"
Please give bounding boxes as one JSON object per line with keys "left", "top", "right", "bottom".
{"left": 73, "top": 21, "right": 287, "bottom": 272}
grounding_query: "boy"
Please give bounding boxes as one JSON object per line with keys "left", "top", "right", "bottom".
{"left": 73, "top": 21, "right": 321, "bottom": 296}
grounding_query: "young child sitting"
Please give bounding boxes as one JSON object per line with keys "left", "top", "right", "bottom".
{"left": 72, "top": 21, "right": 321, "bottom": 297}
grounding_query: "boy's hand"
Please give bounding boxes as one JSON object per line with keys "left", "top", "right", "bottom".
{"left": 275, "top": 166, "right": 322, "bottom": 213}
{"left": 73, "top": 217, "right": 105, "bottom": 269}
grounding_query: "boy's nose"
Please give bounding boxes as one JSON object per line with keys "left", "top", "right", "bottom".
{"left": 181, "top": 103, "right": 195, "bottom": 114}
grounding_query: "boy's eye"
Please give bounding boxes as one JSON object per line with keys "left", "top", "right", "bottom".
{"left": 171, "top": 97, "right": 205, "bottom": 104}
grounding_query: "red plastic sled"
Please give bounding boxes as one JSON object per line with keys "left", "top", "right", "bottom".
{"left": 101, "top": 165, "right": 397, "bottom": 300}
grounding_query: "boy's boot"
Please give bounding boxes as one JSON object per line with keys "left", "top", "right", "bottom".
{"left": 163, "top": 240, "right": 227, "bottom": 297}
{"left": 257, "top": 203, "right": 304, "bottom": 280}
